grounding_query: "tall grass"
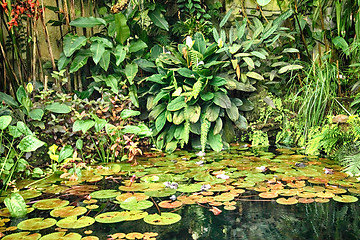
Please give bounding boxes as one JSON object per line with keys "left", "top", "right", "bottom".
{"left": 295, "top": 60, "right": 339, "bottom": 140}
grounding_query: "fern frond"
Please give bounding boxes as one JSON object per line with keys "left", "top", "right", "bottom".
{"left": 191, "top": 79, "right": 203, "bottom": 99}
{"left": 189, "top": 50, "right": 203, "bottom": 69}
{"left": 342, "top": 152, "right": 360, "bottom": 175}
{"left": 200, "top": 115, "right": 210, "bottom": 152}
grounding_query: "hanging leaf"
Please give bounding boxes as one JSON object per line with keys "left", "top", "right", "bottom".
{"left": 115, "top": 45, "right": 126, "bottom": 66}
{"left": 99, "top": 50, "right": 111, "bottom": 71}
{"left": 213, "top": 91, "right": 231, "bottom": 108}
{"left": 124, "top": 63, "right": 138, "bottom": 84}
{"left": 120, "top": 109, "right": 140, "bottom": 120}
{"left": 278, "top": 64, "right": 303, "bottom": 74}
{"left": 29, "top": 109, "right": 44, "bottom": 121}
{"left": 63, "top": 35, "right": 87, "bottom": 57}
{"left": 208, "top": 130, "right": 223, "bottom": 152}
{"left": 246, "top": 72, "right": 264, "bottom": 80}
{"left": 90, "top": 41, "right": 105, "bottom": 64}
{"left": 220, "top": 9, "right": 233, "bottom": 28}
{"left": 148, "top": 7, "right": 169, "bottom": 31}
{"left": 114, "top": 13, "right": 130, "bottom": 44}
{"left": 129, "top": 40, "right": 147, "bottom": 53}
{"left": 70, "top": 50, "right": 91, "bottom": 73}
{"left": 70, "top": 17, "right": 106, "bottom": 27}
{"left": 167, "top": 96, "right": 187, "bottom": 111}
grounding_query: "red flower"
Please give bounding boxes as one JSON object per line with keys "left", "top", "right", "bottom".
{"left": 1, "top": 0, "right": 7, "bottom": 9}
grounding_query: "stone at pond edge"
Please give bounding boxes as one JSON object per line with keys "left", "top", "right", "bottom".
{"left": 17, "top": 218, "right": 57, "bottom": 231}
{"left": 2, "top": 232, "right": 41, "bottom": 240}
{"left": 38, "top": 232, "right": 82, "bottom": 240}
{"left": 143, "top": 212, "right": 181, "bottom": 225}
{"left": 56, "top": 216, "right": 95, "bottom": 229}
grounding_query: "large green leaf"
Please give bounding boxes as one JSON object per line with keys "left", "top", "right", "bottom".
{"left": 205, "top": 104, "right": 220, "bottom": 122}
{"left": 73, "top": 120, "right": 95, "bottom": 134}
{"left": 0, "top": 115, "right": 12, "bottom": 130}
{"left": 129, "top": 40, "right": 148, "bottom": 53}
{"left": 155, "top": 111, "right": 166, "bottom": 132}
{"left": 18, "top": 135, "right": 46, "bottom": 152}
{"left": 99, "top": 50, "right": 111, "bottom": 71}
{"left": 278, "top": 64, "right": 303, "bottom": 74}
{"left": 29, "top": 109, "right": 44, "bottom": 121}
{"left": 213, "top": 91, "right": 231, "bottom": 108}
{"left": 185, "top": 105, "right": 201, "bottom": 123}
{"left": 149, "top": 103, "right": 166, "bottom": 120}
{"left": 90, "top": 41, "right": 105, "bottom": 64}
{"left": 58, "top": 145, "right": 73, "bottom": 163}
{"left": 114, "top": 13, "right": 130, "bottom": 44}
{"left": 193, "top": 32, "right": 206, "bottom": 54}
{"left": 115, "top": 45, "right": 126, "bottom": 66}
{"left": 167, "top": 96, "right": 187, "bottom": 111}
{"left": 220, "top": 9, "right": 233, "bottom": 28}
{"left": 208, "top": 130, "right": 223, "bottom": 152}
{"left": 148, "top": 7, "right": 169, "bottom": 31}
{"left": 332, "top": 36, "right": 350, "bottom": 55}
{"left": 70, "top": 50, "right": 91, "bottom": 73}
{"left": 124, "top": 63, "right": 138, "bottom": 84}
{"left": 63, "top": 35, "right": 87, "bottom": 57}
{"left": 4, "top": 193, "right": 27, "bottom": 218}
{"left": 120, "top": 109, "right": 140, "bottom": 120}
{"left": 70, "top": 17, "right": 106, "bottom": 27}
{"left": 226, "top": 102, "right": 240, "bottom": 122}
{"left": 0, "top": 92, "right": 18, "bottom": 107}
{"left": 246, "top": 72, "right": 264, "bottom": 80}
{"left": 45, "top": 103, "right": 71, "bottom": 114}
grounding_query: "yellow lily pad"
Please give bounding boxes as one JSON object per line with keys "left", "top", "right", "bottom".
{"left": 276, "top": 197, "right": 298, "bottom": 205}
{"left": 17, "top": 218, "right": 57, "bottom": 231}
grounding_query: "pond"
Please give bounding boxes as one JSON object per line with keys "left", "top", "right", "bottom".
{"left": 2, "top": 146, "right": 360, "bottom": 240}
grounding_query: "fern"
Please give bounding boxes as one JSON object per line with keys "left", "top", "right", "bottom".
{"left": 341, "top": 152, "right": 360, "bottom": 176}
{"left": 191, "top": 79, "right": 203, "bottom": 99}
{"left": 200, "top": 115, "right": 210, "bottom": 152}
{"left": 189, "top": 50, "right": 203, "bottom": 68}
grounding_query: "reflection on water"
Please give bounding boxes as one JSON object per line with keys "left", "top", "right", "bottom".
{"left": 90, "top": 200, "right": 360, "bottom": 240}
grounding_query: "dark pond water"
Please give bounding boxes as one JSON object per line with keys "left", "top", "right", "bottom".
{"left": 3, "top": 146, "right": 360, "bottom": 240}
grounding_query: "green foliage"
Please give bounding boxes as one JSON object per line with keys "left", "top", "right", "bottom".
{"left": 4, "top": 193, "right": 27, "bottom": 218}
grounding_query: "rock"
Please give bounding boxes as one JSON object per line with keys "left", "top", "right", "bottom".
{"left": 332, "top": 115, "right": 349, "bottom": 124}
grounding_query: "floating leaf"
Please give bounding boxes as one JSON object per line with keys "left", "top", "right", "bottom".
{"left": 17, "top": 218, "right": 56, "bottom": 231}
{"left": 259, "top": 192, "right": 278, "bottom": 199}
{"left": 33, "top": 198, "right": 69, "bottom": 210}
{"left": 143, "top": 212, "right": 181, "bottom": 225}
{"left": 144, "top": 189, "right": 176, "bottom": 197}
{"left": 158, "top": 200, "right": 183, "bottom": 209}
{"left": 50, "top": 206, "right": 87, "bottom": 218}
{"left": 89, "top": 190, "right": 119, "bottom": 199}
{"left": 119, "top": 197, "right": 153, "bottom": 210}
{"left": 332, "top": 195, "right": 358, "bottom": 203}
{"left": 125, "top": 232, "right": 144, "bottom": 239}
{"left": 116, "top": 193, "right": 149, "bottom": 202}
{"left": 19, "top": 190, "right": 42, "bottom": 199}
{"left": 39, "top": 232, "right": 82, "bottom": 240}
{"left": 177, "top": 184, "right": 202, "bottom": 193}
{"left": 95, "top": 211, "right": 147, "bottom": 223}
{"left": 56, "top": 216, "right": 95, "bottom": 229}
{"left": 2, "top": 232, "right": 41, "bottom": 240}
{"left": 276, "top": 197, "right": 298, "bottom": 205}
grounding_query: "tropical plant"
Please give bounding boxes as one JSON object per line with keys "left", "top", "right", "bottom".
{"left": 0, "top": 114, "right": 45, "bottom": 192}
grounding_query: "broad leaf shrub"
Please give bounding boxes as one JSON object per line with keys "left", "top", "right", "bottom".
{"left": 140, "top": 10, "right": 298, "bottom": 152}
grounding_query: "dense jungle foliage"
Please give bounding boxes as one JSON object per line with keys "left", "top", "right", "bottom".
{"left": 1, "top": 0, "right": 360, "bottom": 190}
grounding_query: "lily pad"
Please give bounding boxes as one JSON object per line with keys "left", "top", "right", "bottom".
{"left": 259, "top": 192, "right": 278, "bottom": 199}
{"left": 19, "top": 190, "right": 42, "bottom": 199}
{"left": 17, "top": 218, "right": 57, "bottom": 230}
{"left": 158, "top": 200, "right": 183, "bottom": 208}
{"left": 95, "top": 211, "right": 148, "bottom": 223}
{"left": 177, "top": 184, "right": 202, "bottom": 193}
{"left": 145, "top": 189, "right": 176, "bottom": 197}
{"left": 56, "top": 216, "right": 95, "bottom": 229}
{"left": 125, "top": 232, "right": 143, "bottom": 239}
{"left": 33, "top": 198, "right": 69, "bottom": 210}
{"left": 315, "top": 191, "right": 335, "bottom": 199}
{"left": 119, "top": 183, "right": 149, "bottom": 192}
{"left": 2, "top": 232, "right": 41, "bottom": 240}
{"left": 50, "top": 206, "right": 87, "bottom": 218}
{"left": 332, "top": 195, "right": 358, "bottom": 203}
{"left": 143, "top": 212, "right": 181, "bottom": 225}
{"left": 39, "top": 232, "right": 82, "bottom": 240}
{"left": 81, "top": 237, "right": 99, "bottom": 240}
{"left": 276, "top": 197, "right": 298, "bottom": 205}
{"left": 119, "top": 197, "right": 153, "bottom": 210}
{"left": 43, "top": 185, "right": 69, "bottom": 194}
{"left": 89, "top": 190, "right": 119, "bottom": 199}
{"left": 116, "top": 193, "right": 149, "bottom": 202}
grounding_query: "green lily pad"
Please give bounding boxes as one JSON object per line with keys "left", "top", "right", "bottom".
{"left": 39, "top": 232, "right": 82, "bottom": 240}
{"left": 17, "top": 218, "right": 57, "bottom": 230}
{"left": 144, "top": 189, "right": 176, "bottom": 197}
{"left": 3, "top": 232, "right": 41, "bottom": 240}
{"left": 276, "top": 197, "right": 298, "bottom": 205}
{"left": 332, "top": 195, "right": 359, "bottom": 203}
{"left": 89, "top": 190, "right": 119, "bottom": 199}
{"left": 95, "top": 211, "right": 148, "bottom": 223}
{"left": 19, "top": 189, "right": 42, "bottom": 199}
{"left": 177, "top": 184, "right": 202, "bottom": 193}
{"left": 33, "top": 198, "right": 69, "bottom": 210}
{"left": 119, "top": 197, "right": 153, "bottom": 210}
{"left": 56, "top": 216, "right": 95, "bottom": 229}
{"left": 42, "top": 185, "right": 69, "bottom": 194}
{"left": 116, "top": 192, "right": 149, "bottom": 202}
{"left": 144, "top": 212, "right": 181, "bottom": 225}
{"left": 50, "top": 206, "right": 87, "bottom": 218}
